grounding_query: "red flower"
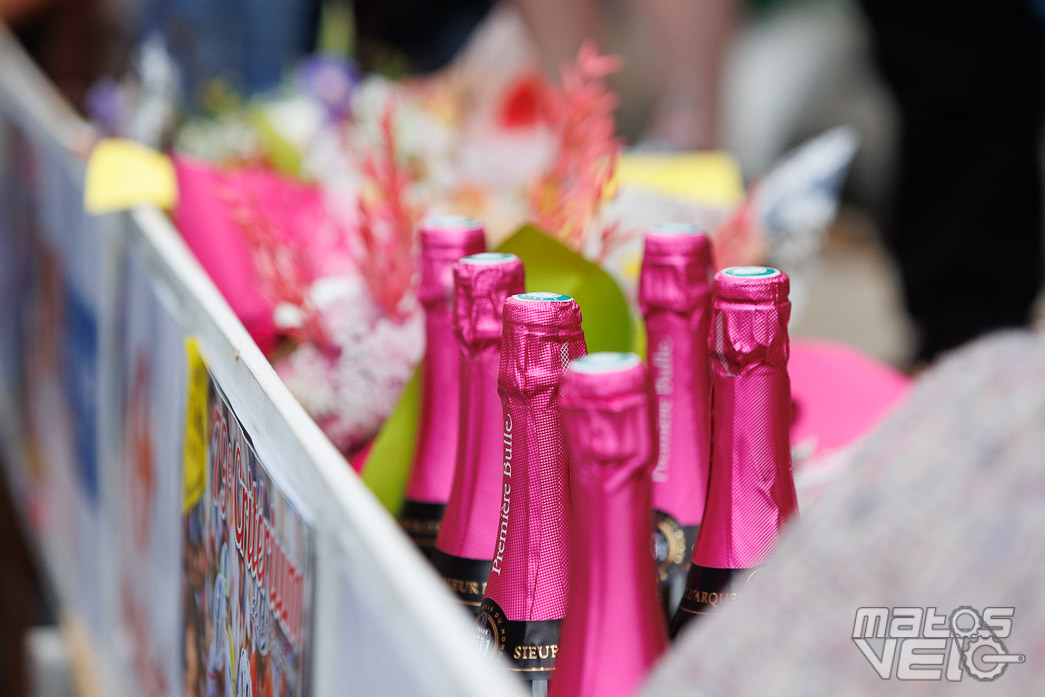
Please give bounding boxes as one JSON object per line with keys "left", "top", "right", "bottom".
{"left": 498, "top": 71, "right": 562, "bottom": 130}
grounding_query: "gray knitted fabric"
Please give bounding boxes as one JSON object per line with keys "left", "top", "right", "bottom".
{"left": 644, "top": 330, "right": 1045, "bottom": 696}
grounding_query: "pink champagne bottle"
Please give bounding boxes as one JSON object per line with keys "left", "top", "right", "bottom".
{"left": 401, "top": 216, "right": 486, "bottom": 557}
{"left": 473, "top": 292, "right": 587, "bottom": 694}
{"left": 551, "top": 353, "right": 668, "bottom": 697}
{"left": 638, "top": 223, "right": 714, "bottom": 619}
{"left": 433, "top": 252, "right": 526, "bottom": 613}
{"left": 670, "top": 266, "right": 799, "bottom": 637}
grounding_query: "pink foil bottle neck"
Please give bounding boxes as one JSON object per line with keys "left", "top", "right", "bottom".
{"left": 416, "top": 216, "right": 487, "bottom": 309}
{"left": 404, "top": 217, "right": 486, "bottom": 504}
{"left": 436, "top": 253, "right": 525, "bottom": 561}
{"left": 638, "top": 224, "right": 714, "bottom": 526}
{"left": 483, "top": 292, "right": 587, "bottom": 622}
{"left": 638, "top": 223, "right": 713, "bottom": 313}
{"left": 692, "top": 266, "right": 799, "bottom": 569}
{"left": 552, "top": 353, "right": 668, "bottom": 697}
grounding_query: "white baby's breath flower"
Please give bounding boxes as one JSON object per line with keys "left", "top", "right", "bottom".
{"left": 175, "top": 113, "right": 261, "bottom": 162}
{"left": 256, "top": 95, "right": 325, "bottom": 153}
{"left": 274, "top": 277, "right": 423, "bottom": 454}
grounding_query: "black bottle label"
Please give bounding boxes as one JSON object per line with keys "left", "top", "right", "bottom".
{"left": 670, "top": 564, "right": 762, "bottom": 637}
{"left": 653, "top": 510, "right": 699, "bottom": 583}
{"left": 399, "top": 499, "right": 445, "bottom": 557}
{"left": 431, "top": 549, "right": 491, "bottom": 614}
{"left": 474, "top": 598, "right": 561, "bottom": 681}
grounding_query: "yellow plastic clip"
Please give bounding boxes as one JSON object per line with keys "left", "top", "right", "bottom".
{"left": 182, "top": 338, "right": 209, "bottom": 512}
{"left": 84, "top": 138, "right": 177, "bottom": 213}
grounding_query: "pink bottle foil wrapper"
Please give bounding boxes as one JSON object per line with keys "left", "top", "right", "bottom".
{"left": 436, "top": 253, "right": 526, "bottom": 560}
{"left": 483, "top": 293, "right": 587, "bottom": 622}
{"left": 552, "top": 354, "right": 668, "bottom": 697}
{"left": 638, "top": 224, "right": 714, "bottom": 527}
{"left": 404, "top": 217, "right": 486, "bottom": 503}
{"left": 692, "top": 267, "right": 799, "bottom": 569}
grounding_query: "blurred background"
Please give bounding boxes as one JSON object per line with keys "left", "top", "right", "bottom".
{"left": 1, "top": 0, "right": 1043, "bottom": 694}
{"left": 7, "top": 0, "right": 1043, "bottom": 353}
{"left": 6, "top": 0, "right": 1040, "bottom": 369}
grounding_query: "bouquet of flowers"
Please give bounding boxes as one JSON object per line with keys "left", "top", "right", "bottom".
{"left": 146, "top": 37, "right": 635, "bottom": 456}
{"left": 89, "top": 22, "right": 858, "bottom": 463}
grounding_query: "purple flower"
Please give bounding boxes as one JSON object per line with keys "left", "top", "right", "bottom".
{"left": 296, "top": 56, "right": 359, "bottom": 121}
{"left": 86, "top": 78, "right": 126, "bottom": 135}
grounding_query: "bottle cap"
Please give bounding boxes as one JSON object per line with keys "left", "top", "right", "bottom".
{"left": 639, "top": 225, "right": 713, "bottom": 314}
{"left": 713, "top": 266, "right": 788, "bottom": 305}
{"left": 711, "top": 266, "right": 791, "bottom": 375}
{"left": 560, "top": 353, "right": 653, "bottom": 470}
{"left": 453, "top": 253, "right": 525, "bottom": 349}
{"left": 418, "top": 216, "right": 486, "bottom": 307}
{"left": 502, "top": 292, "right": 583, "bottom": 336}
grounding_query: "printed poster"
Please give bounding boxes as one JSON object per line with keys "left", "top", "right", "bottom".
{"left": 181, "top": 356, "right": 314, "bottom": 697}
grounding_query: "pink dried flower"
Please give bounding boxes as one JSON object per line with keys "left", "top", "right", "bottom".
{"left": 529, "top": 41, "right": 624, "bottom": 254}
{"left": 712, "top": 185, "right": 768, "bottom": 269}
{"left": 355, "top": 99, "right": 419, "bottom": 319}
{"left": 223, "top": 180, "right": 335, "bottom": 352}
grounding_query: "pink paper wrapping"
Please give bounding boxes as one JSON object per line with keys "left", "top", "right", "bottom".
{"left": 434, "top": 254, "right": 525, "bottom": 601}
{"left": 788, "top": 339, "right": 911, "bottom": 455}
{"left": 482, "top": 292, "right": 587, "bottom": 621}
{"left": 692, "top": 266, "right": 799, "bottom": 569}
{"left": 173, "top": 156, "right": 353, "bottom": 354}
{"left": 403, "top": 217, "right": 486, "bottom": 503}
{"left": 552, "top": 353, "right": 668, "bottom": 697}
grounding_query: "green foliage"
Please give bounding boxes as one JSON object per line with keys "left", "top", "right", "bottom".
{"left": 246, "top": 109, "right": 305, "bottom": 177}
{"left": 496, "top": 225, "right": 632, "bottom": 353}
{"left": 360, "top": 370, "right": 419, "bottom": 515}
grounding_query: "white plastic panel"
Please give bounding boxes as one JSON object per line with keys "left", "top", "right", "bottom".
{"left": 0, "top": 23, "right": 522, "bottom": 697}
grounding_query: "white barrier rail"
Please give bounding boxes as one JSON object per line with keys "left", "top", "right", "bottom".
{"left": 0, "top": 22, "right": 523, "bottom": 697}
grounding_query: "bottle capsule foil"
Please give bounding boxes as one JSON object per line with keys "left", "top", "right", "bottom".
{"left": 433, "top": 253, "right": 525, "bottom": 611}
{"left": 638, "top": 224, "right": 714, "bottom": 611}
{"left": 401, "top": 216, "right": 486, "bottom": 554}
{"left": 551, "top": 353, "right": 668, "bottom": 697}
{"left": 672, "top": 266, "right": 799, "bottom": 634}
{"left": 474, "top": 292, "right": 587, "bottom": 684}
